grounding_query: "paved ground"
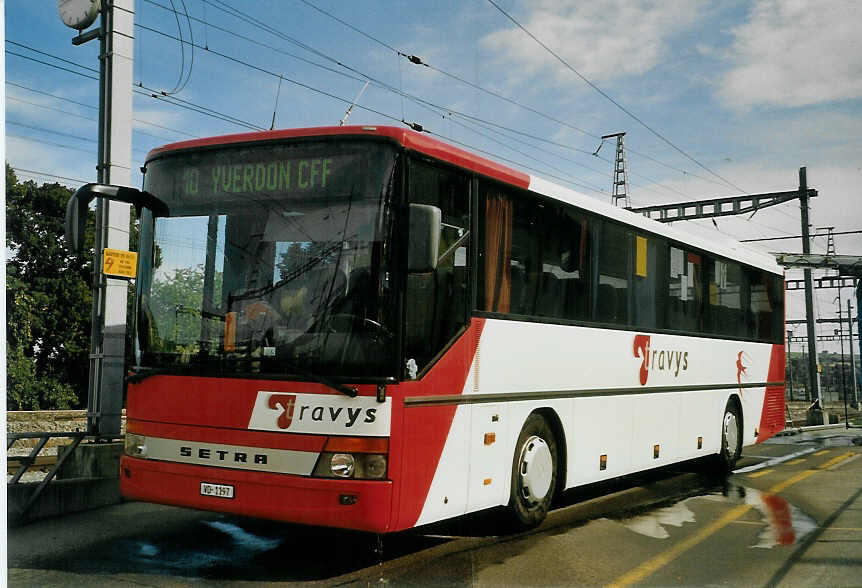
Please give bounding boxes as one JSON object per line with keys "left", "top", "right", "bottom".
{"left": 7, "top": 426, "right": 862, "bottom": 587}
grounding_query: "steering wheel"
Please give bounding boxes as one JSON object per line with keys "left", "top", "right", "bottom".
{"left": 323, "top": 313, "right": 392, "bottom": 341}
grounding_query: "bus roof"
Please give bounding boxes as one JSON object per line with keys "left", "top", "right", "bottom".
{"left": 146, "top": 125, "right": 782, "bottom": 275}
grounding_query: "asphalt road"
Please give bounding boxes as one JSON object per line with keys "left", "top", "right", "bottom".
{"left": 7, "top": 427, "right": 862, "bottom": 587}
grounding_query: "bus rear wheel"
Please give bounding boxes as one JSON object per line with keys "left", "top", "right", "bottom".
{"left": 508, "top": 413, "right": 558, "bottom": 530}
{"left": 718, "top": 400, "right": 742, "bottom": 471}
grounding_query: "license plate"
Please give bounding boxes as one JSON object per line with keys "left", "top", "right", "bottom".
{"left": 200, "top": 482, "right": 234, "bottom": 499}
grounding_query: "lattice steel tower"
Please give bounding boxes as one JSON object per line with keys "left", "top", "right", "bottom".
{"left": 603, "top": 132, "right": 630, "bottom": 208}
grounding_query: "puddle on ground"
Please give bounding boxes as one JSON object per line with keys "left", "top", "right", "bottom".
{"left": 42, "top": 515, "right": 447, "bottom": 581}
{"left": 819, "top": 435, "right": 862, "bottom": 447}
{"left": 615, "top": 482, "right": 817, "bottom": 548}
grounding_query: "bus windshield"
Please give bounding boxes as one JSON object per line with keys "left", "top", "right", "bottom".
{"left": 137, "top": 139, "right": 399, "bottom": 379}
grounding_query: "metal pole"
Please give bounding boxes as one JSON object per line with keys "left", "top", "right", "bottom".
{"left": 86, "top": 0, "right": 134, "bottom": 437}
{"left": 837, "top": 290, "right": 846, "bottom": 411}
{"left": 849, "top": 297, "right": 859, "bottom": 412}
{"left": 787, "top": 329, "right": 794, "bottom": 401}
{"left": 799, "top": 167, "right": 823, "bottom": 410}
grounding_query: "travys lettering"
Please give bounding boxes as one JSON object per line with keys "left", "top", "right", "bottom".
{"left": 633, "top": 334, "right": 689, "bottom": 385}
{"left": 207, "top": 159, "right": 333, "bottom": 195}
{"left": 269, "top": 395, "right": 378, "bottom": 430}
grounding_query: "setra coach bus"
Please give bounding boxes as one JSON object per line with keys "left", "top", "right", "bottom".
{"left": 66, "top": 125, "right": 785, "bottom": 532}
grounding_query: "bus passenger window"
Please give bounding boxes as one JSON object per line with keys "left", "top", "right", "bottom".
{"left": 631, "top": 235, "right": 667, "bottom": 330}
{"left": 595, "top": 221, "right": 631, "bottom": 325}
{"left": 554, "top": 211, "right": 591, "bottom": 321}
{"left": 666, "top": 247, "right": 703, "bottom": 333}
{"left": 748, "top": 269, "right": 782, "bottom": 342}
{"left": 707, "top": 258, "right": 744, "bottom": 337}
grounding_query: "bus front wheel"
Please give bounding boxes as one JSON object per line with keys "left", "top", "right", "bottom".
{"left": 508, "top": 413, "right": 558, "bottom": 530}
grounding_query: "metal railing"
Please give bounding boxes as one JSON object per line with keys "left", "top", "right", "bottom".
{"left": 7, "top": 431, "right": 123, "bottom": 518}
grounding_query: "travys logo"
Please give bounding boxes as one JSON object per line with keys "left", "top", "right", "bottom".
{"left": 248, "top": 391, "right": 392, "bottom": 436}
{"left": 268, "top": 394, "right": 296, "bottom": 429}
{"left": 736, "top": 351, "right": 753, "bottom": 391}
{"left": 633, "top": 334, "right": 689, "bottom": 386}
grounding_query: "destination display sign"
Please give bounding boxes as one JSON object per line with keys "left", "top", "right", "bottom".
{"left": 144, "top": 143, "right": 378, "bottom": 213}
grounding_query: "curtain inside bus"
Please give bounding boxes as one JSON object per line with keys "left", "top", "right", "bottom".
{"left": 484, "top": 192, "right": 512, "bottom": 313}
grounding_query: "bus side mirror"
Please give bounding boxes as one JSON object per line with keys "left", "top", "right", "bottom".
{"left": 408, "top": 204, "right": 441, "bottom": 273}
{"left": 64, "top": 183, "right": 169, "bottom": 252}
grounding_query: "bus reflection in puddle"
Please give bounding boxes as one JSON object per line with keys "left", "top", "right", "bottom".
{"left": 615, "top": 483, "right": 817, "bottom": 548}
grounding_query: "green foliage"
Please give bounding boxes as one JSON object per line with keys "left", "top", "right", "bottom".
{"left": 147, "top": 265, "right": 223, "bottom": 350}
{"left": 6, "top": 164, "right": 94, "bottom": 410}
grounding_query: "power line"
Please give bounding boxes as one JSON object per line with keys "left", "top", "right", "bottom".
{"left": 9, "top": 39, "right": 266, "bottom": 132}
{"left": 6, "top": 50, "right": 99, "bottom": 80}
{"left": 6, "top": 40, "right": 100, "bottom": 74}
{"left": 7, "top": 120, "right": 97, "bottom": 143}
{"left": 177, "top": 1, "right": 612, "bottom": 187}
{"left": 135, "top": 19, "right": 613, "bottom": 191}
{"left": 8, "top": 120, "right": 150, "bottom": 158}
{"left": 294, "top": 0, "right": 741, "bottom": 194}
{"left": 6, "top": 80, "right": 199, "bottom": 139}
{"left": 12, "top": 167, "right": 91, "bottom": 185}
{"left": 153, "top": 1, "right": 712, "bottom": 200}
{"left": 6, "top": 95, "right": 98, "bottom": 121}
{"left": 484, "top": 0, "right": 746, "bottom": 194}
{"left": 740, "top": 230, "right": 862, "bottom": 243}
{"left": 8, "top": 134, "right": 94, "bottom": 155}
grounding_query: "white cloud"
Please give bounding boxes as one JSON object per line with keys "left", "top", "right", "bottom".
{"left": 717, "top": 0, "right": 862, "bottom": 109}
{"left": 480, "top": 0, "right": 704, "bottom": 86}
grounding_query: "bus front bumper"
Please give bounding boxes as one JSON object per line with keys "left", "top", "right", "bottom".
{"left": 119, "top": 455, "right": 393, "bottom": 533}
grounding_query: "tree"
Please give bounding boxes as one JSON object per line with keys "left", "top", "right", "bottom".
{"left": 6, "top": 165, "right": 94, "bottom": 409}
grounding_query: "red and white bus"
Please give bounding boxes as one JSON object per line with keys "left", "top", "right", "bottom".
{"left": 77, "top": 125, "right": 785, "bottom": 532}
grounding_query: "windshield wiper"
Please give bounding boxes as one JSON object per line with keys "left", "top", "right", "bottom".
{"left": 129, "top": 359, "right": 358, "bottom": 397}
{"left": 281, "top": 358, "right": 358, "bottom": 398}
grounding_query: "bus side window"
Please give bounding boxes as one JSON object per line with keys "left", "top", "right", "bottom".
{"left": 707, "top": 257, "right": 744, "bottom": 338}
{"left": 405, "top": 159, "right": 470, "bottom": 376}
{"left": 666, "top": 246, "right": 703, "bottom": 333}
{"left": 632, "top": 235, "right": 667, "bottom": 329}
{"left": 595, "top": 220, "right": 631, "bottom": 325}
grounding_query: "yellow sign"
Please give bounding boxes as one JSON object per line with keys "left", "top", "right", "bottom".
{"left": 635, "top": 236, "right": 648, "bottom": 277}
{"left": 103, "top": 248, "right": 138, "bottom": 278}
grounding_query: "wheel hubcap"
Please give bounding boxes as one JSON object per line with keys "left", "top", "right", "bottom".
{"left": 723, "top": 411, "right": 739, "bottom": 458}
{"left": 518, "top": 436, "right": 553, "bottom": 505}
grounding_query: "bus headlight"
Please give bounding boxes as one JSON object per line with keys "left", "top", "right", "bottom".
{"left": 124, "top": 433, "right": 148, "bottom": 458}
{"left": 313, "top": 453, "right": 388, "bottom": 479}
{"left": 362, "top": 454, "right": 387, "bottom": 479}
{"left": 330, "top": 454, "right": 355, "bottom": 478}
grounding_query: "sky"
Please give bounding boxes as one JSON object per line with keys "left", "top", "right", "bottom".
{"left": 3, "top": 0, "right": 862, "bottom": 353}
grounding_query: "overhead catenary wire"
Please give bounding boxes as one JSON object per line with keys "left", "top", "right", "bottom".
{"left": 12, "top": 167, "right": 91, "bottom": 185}
{"left": 8, "top": 120, "right": 150, "bottom": 158}
{"left": 8, "top": 26, "right": 807, "bottom": 239}
{"left": 8, "top": 134, "right": 96, "bottom": 155}
{"left": 134, "top": 21, "right": 615, "bottom": 192}
{"left": 7, "top": 42, "right": 258, "bottom": 133}
{"left": 161, "top": 1, "right": 610, "bottom": 187}
{"left": 148, "top": 0, "right": 743, "bottom": 203}
{"left": 11, "top": 37, "right": 594, "bottom": 188}
{"left": 484, "top": 0, "right": 747, "bottom": 195}
{"left": 6, "top": 80, "right": 200, "bottom": 139}
{"left": 293, "top": 0, "right": 742, "bottom": 194}
{"left": 740, "top": 230, "right": 862, "bottom": 243}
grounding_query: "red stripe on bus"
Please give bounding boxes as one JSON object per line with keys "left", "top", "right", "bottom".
{"left": 392, "top": 318, "right": 485, "bottom": 529}
{"left": 146, "top": 126, "right": 531, "bottom": 190}
{"left": 757, "top": 343, "right": 786, "bottom": 443}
